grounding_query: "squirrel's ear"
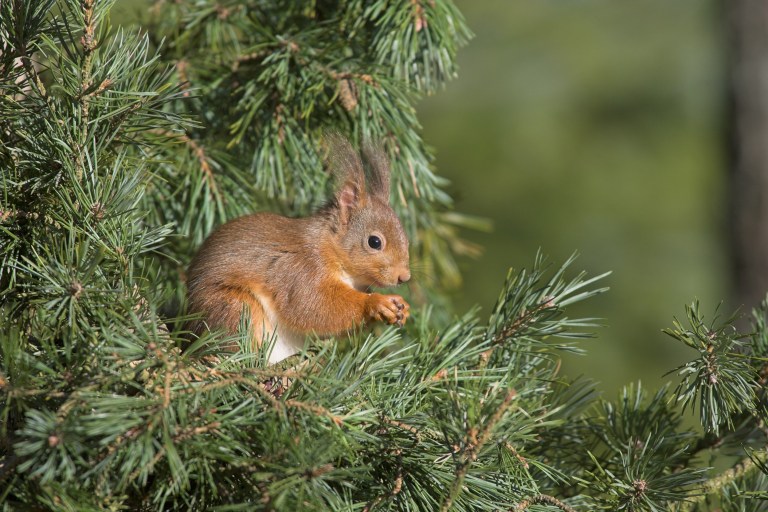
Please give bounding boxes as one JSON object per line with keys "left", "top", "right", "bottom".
{"left": 324, "top": 133, "right": 366, "bottom": 224}
{"left": 338, "top": 180, "right": 361, "bottom": 225}
{"left": 361, "top": 143, "right": 391, "bottom": 199}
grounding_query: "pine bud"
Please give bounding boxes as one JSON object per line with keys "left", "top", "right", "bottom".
{"left": 633, "top": 479, "right": 647, "bottom": 497}
{"left": 338, "top": 78, "right": 358, "bottom": 111}
{"left": 90, "top": 201, "right": 106, "bottom": 221}
{"left": 69, "top": 281, "right": 83, "bottom": 299}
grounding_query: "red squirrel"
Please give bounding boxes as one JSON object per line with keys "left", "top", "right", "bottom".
{"left": 185, "top": 137, "right": 411, "bottom": 363}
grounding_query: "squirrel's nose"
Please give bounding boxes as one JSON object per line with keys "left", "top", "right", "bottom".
{"left": 398, "top": 271, "right": 411, "bottom": 284}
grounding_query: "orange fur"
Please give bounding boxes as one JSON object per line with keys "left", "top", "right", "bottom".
{"left": 185, "top": 140, "right": 411, "bottom": 363}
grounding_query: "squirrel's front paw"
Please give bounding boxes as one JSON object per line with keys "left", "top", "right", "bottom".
{"left": 365, "top": 294, "right": 410, "bottom": 327}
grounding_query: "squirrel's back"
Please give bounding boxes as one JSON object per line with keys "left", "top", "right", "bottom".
{"left": 185, "top": 212, "right": 325, "bottom": 338}
{"left": 188, "top": 212, "right": 320, "bottom": 284}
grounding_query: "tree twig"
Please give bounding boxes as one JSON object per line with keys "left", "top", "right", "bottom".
{"left": 439, "top": 389, "right": 517, "bottom": 512}
{"left": 513, "top": 494, "right": 576, "bottom": 512}
{"left": 678, "top": 451, "right": 767, "bottom": 512}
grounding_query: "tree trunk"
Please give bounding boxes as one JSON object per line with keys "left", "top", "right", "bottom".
{"left": 728, "top": 0, "right": 768, "bottom": 312}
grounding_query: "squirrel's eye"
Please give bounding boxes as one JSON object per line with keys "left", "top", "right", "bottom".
{"left": 367, "top": 235, "right": 382, "bottom": 250}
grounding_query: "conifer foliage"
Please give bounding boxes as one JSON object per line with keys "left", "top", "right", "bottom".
{"left": 1, "top": 0, "right": 768, "bottom": 510}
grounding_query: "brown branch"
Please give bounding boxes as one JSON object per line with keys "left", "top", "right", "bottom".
{"left": 175, "top": 374, "right": 274, "bottom": 396}
{"left": 151, "top": 129, "right": 220, "bottom": 199}
{"left": 285, "top": 399, "right": 344, "bottom": 426}
{"left": 183, "top": 364, "right": 310, "bottom": 386}
{"left": 125, "top": 417, "right": 222, "bottom": 485}
{"left": 145, "top": 341, "right": 174, "bottom": 408}
{"left": 16, "top": 49, "right": 47, "bottom": 99}
{"left": 5, "top": 388, "right": 66, "bottom": 399}
{"left": 479, "top": 298, "right": 558, "bottom": 364}
{"left": 230, "top": 50, "right": 270, "bottom": 72}
{"left": 363, "top": 467, "right": 403, "bottom": 512}
{"left": 103, "top": 95, "right": 153, "bottom": 140}
{"left": 172, "top": 420, "right": 221, "bottom": 444}
{"left": 439, "top": 389, "right": 517, "bottom": 512}
{"left": 328, "top": 71, "right": 377, "bottom": 88}
{"left": 411, "top": 0, "right": 428, "bottom": 32}
{"left": 127, "top": 445, "right": 167, "bottom": 484}
{"left": 73, "top": 0, "right": 98, "bottom": 182}
{"left": 182, "top": 135, "right": 216, "bottom": 191}
{"left": 305, "top": 463, "right": 335, "bottom": 479}
{"left": 504, "top": 442, "right": 529, "bottom": 469}
{"left": 149, "top": 0, "right": 165, "bottom": 16}
{"left": 513, "top": 494, "right": 576, "bottom": 512}
{"left": 494, "top": 299, "right": 556, "bottom": 345}
{"left": 476, "top": 389, "right": 517, "bottom": 450}
{"left": 77, "top": 77, "right": 113, "bottom": 100}
{"left": 380, "top": 416, "right": 421, "bottom": 439}
{"left": 678, "top": 451, "right": 767, "bottom": 512}
{"left": 175, "top": 59, "right": 191, "bottom": 96}
{"left": 407, "top": 159, "right": 421, "bottom": 198}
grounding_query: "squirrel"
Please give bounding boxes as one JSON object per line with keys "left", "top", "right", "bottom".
{"left": 185, "top": 137, "right": 411, "bottom": 363}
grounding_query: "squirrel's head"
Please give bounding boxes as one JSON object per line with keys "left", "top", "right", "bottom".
{"left": 325, "top": 137, "right": 410, "bottom": 290}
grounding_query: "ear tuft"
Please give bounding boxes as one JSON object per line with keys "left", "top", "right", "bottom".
{"left": 322, "top": 133, "right": 366, "bottom": 224}
{"left": 324, "top": 132, "right": 365, "bottom": 191}
{"left": 361, "top": 143, "right": 391, "bottom": 199}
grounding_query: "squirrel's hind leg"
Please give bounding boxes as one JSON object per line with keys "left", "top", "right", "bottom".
{"left": 188, "top": 285, "right": 269, "bottom": 348}
{"left": 190, "top": 282, "right": 305, "bottom": 364}
{"left": 246, "top": 288, "right": 307, "bottom": 363}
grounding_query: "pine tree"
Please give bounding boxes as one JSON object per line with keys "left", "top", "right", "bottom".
{"left": 2, "top": 0, "right": 768, "bottom": 510}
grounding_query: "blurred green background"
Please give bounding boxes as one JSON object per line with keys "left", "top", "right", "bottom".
{"left": 418, "top": 0, "right": 727, "bottom": 394}
{"left": 114, "top": 0, "right": 728, "bottom": 395}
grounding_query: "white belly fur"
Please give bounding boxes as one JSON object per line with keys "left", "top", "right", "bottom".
{"left": 253, "top": 290, "right": 307, "bottom": 364}
{"left": 266, "top": 327, "right": 306, "bottom": 363}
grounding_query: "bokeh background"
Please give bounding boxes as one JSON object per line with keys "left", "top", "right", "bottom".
{"left": 114, "top": 0, "right": 729, "bottom": 395}
{"left": 417, "top": 0, "right": 728, "bottom": 395}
